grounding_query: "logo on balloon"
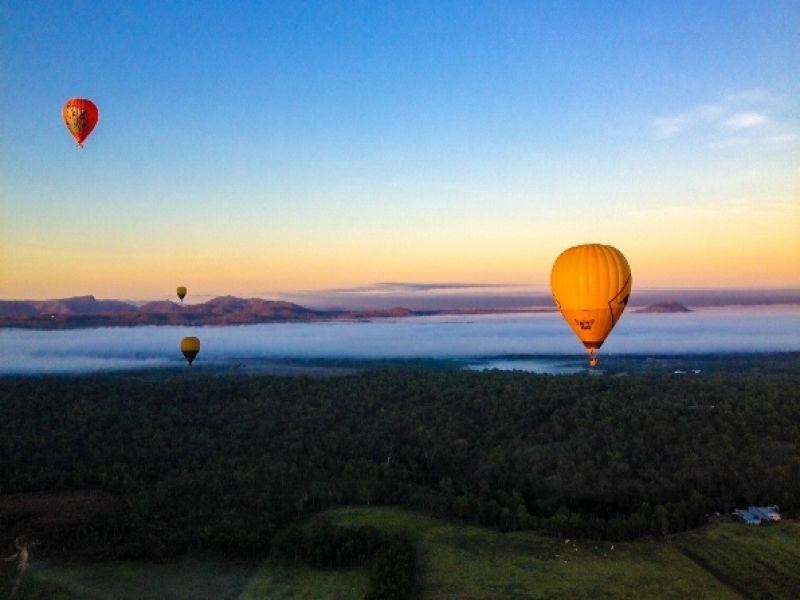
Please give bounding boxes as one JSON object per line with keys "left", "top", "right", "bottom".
{"left": 576, "top": 319, "right": 595, "bottom": 330}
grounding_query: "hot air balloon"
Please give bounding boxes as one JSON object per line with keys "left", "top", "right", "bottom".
{"left": 177, "top": 287, "right": 187, "bottom": 302}
{"left": 62, "top": 99, "right": 99, "bottom": 147}
{"left": 181, "top": 336, "right": 201, "bottom": 366}
{"left": 550, "top": 244, "right": 632, "bottom": 367}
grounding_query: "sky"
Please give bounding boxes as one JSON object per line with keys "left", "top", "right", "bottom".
{"left": 1, "top": 1, "right": 799, "bottom": 301}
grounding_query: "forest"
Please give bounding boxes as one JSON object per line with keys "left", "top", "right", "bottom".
{"left": 1, "top": 361, "right": 798, "bottom": 567}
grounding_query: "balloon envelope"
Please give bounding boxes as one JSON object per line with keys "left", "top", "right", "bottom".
{"left": 550, "top": 244, "right": 631, "bottom": 365}
{"left": 62, "top": 99, "right": 99, "bottom": 147}
{"left": 180, "top": 336, "right": 200, "bottom": 365}
{"left": 177, "top": 286, "right": 187, "bottom": 302}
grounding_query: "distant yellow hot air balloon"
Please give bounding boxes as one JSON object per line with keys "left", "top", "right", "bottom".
{"left": 177, "top": 286, "right": 187, "bottom": 302}
{"left": 550, "top": 244, "right": 632, "bottom": 367}
{"left": 180, "top": 336, "right": 200, "bottom": 365}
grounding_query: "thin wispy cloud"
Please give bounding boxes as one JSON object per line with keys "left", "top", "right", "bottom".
{"left": 651, "top": 90, "right": 794, "bottom": 144}
{"left": 308, "top": 282, "right": 525, "bottom": 295}
{"left": 707, "top": 131, "right": 798, "bottom": 149}
{"left": 652, "top": 115, "right": 690, "bottom": 139}
{"left": 652, "top": 104, "right": 722, "bottom": 139}
{"left": 279, "top": 283, "right": 542, "bottom": 311}
{"left": 724, "top": 112, "right": 768, "bottom": 129}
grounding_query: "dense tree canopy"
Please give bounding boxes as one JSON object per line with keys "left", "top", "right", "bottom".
{"left": 1, "top": 365, "right": 798, "bottom": 560}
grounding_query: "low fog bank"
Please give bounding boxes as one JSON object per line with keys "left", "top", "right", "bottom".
{"left": 279, "top": 288, "right": 800, "bottom": 311}
{"left": 0, "top": 306, "right": 798, "bottom": 374}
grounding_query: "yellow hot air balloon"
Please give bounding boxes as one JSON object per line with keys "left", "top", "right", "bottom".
{"left": 177, "top": 286, "right": 187, "bottom": 302}
{"left": 550, "top": 244, "right": 632, "bottom": 367}
{"left": 180, "top": 336, "right": 201, "bottom": 365}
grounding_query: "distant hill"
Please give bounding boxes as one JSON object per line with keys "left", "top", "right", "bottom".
{"left": 197, "top": 296, "right": 320, "bottom": 321}
{"left": 635, "top": 302, "right": 692, "bottom": 314}
{"left": 135, "top": 295, "right": 322, "bottom": 323}
{"left": 0, "top": 295, "right": 136, "bottom": 318}
{"left": 138, "top": 300, "right": 184, "bottom": 314}
{"left": 0, "top": 295, "right": 551, "bottom": 329}
{"left": 0, "top": 295, "right": 322, "bottom": 328}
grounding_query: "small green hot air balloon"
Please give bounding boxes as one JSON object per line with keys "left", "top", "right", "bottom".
{"left": 181, "top": 336, "right": 200, "bottom": 365}
{"left": 177, "top": 286, "right": 187, "bottom": 302}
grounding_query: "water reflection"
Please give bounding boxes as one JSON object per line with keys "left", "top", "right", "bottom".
{"left": 466, "top": 358, "right": 585, "bottom": 374}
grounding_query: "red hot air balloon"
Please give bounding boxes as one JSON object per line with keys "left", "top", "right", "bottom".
{"left": 62, "top": 99, "right": 99, "bottom": 147}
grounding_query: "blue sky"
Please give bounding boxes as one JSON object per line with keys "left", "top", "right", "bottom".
{"left": 1, "top": 1, "right": 798, "bottom": 299}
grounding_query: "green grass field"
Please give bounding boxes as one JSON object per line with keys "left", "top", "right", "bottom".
{"left": 673, "top": 521, "right": 800, "bottom": 599}
{"left": 331, "top": 507, "right": 800, "bottom": 599}
{"left": 2, "top": 556, "right": 368, "bottom": 600}
{"left": 3, "top": 509, "right": 798, "bottom": 599}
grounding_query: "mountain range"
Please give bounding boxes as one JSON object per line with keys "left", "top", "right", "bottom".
{"left": 2, "top": 291, "right": 795, "bottom": 329}
{"left": 0, "top": 295, "right": 547, "bottom": 329}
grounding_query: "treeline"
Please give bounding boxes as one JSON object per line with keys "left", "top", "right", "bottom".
{"left": 273, "top": 517, "right": 415, "bottom": 599}
{"left": 1, "top": 366, "right": 799, "bottom": 557}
